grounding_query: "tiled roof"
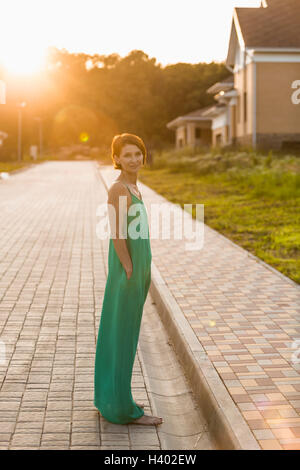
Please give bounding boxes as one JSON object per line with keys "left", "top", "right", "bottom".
{"left": 236, "top": 0, "right": 300, "bottom": 48}
{"left": 166, "top": 105, "right": 213, "bottom": 129}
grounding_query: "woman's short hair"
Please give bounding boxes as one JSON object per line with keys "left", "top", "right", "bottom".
{"left": 111, "top": 133, "right": 147, "bottom": 170}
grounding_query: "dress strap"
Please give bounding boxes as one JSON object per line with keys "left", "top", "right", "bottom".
{"left": 122, "top": 182, "right": 131, "bottom": 195}
{"left": 121, "top": 182, "right": 142, "bottom": 201}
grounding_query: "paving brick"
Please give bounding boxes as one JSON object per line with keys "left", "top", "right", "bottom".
{"left": 106, "top": 167, "right": 300, "bottom": 451}
{"left": 0, "top": 162, "right": 163, "bottom": 450}
{"left": 2, "top": 161, "right": 299, "bottom": 450}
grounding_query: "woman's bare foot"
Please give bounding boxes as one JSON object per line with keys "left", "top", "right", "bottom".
{"left": 130, "top": 414, "right": 163, "bottom": 426}
{"left": 136, "top": 402, "right": 145, "bottom": 409}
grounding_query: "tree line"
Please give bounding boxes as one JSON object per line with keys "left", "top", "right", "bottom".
{"left": 0, "top": 47, "right": 229, "bottom": 158}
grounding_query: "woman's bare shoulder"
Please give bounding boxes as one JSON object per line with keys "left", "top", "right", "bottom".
{"left": 108, "top": 181, "right": 130, "bottom": 204}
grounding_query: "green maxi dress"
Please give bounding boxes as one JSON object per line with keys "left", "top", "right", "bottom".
{"left": 94, "top": 183, "right": 152, "bottom": 424}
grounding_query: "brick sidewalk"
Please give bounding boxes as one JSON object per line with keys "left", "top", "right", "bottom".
{"left": 0, "top": 161, "right": 161, "bottom": 449}
{"left": 100, "top": 164, "right": 300, "bottom": 450}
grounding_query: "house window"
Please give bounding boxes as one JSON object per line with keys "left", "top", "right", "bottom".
{"left": 184, "top": 127, "right": 187, "bottom": 144}
{"left": 195, "top": 128, "right": 201, "bottom": 139}
{"left": 244, "top": 91, "right": 247, "bottom": 122}
{"left": 178, "top": 138, "right": 183, "bottom": 148}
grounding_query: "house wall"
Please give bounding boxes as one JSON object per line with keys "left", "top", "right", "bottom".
{"left": 212, "top": 111, "right": 230, "bottom": 147}
{"left": 256, "top": 61, "right": 300, "bottom": 149}
{"left": 246, "top": 61, "right": 254, "bottom": 136}
{"left": 232, "top": 56, "right": 300, "bottom": 150}
{"left": 234, "top": 61, "right": 254, "bottom": 140}
{"left": 229, "top": 104, "right": 237, "bottom": 142}
{"left": 176, "top": 122, "right": 212, "bottom": 148}
{"left": 187, "top": 123, "right": 196, "bottom": 146}
{"left": 176, "top": 126, "right": 187, "bottom": 148}
{"left": 212, "top": 126, "right": 229, "bottom": 147}
{"left": 234, "top": 134, "right": 253, "bottom": 147}
{"left": 212, "top": 112, "right": 227, "bottom": 130}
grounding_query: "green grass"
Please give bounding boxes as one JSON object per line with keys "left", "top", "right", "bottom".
{"left": 138, "top": 147, "right": 300, "bottom": 285}
{"left": 2, "top": 148, "right": 299, "bottom": 284}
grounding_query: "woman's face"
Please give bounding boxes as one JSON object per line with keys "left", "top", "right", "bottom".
{"left": 115, "top": 144, "right": 144, "bottom": 173}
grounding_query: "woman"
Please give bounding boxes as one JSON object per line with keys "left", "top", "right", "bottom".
{"left": 94, "top": 133, "right": 163, "bottom": 426}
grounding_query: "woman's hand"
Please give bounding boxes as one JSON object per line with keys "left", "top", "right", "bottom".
{"left": 123, "top": 261, "right": 133, "bottom": 280}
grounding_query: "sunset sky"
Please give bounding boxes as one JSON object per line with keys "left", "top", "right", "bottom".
{"left": 0, "top": 0, "right": 262, "bottom": 76}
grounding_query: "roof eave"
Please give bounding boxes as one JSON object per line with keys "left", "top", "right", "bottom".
{"left": 226, "top": 9, "right": 245, "bottom": 67}
{"left": 249, "top": 47, "right": 300, "bottom": 52}
{"left": 166, "top": 116, "right": 212, "bottom": 129}
{"left": 206, "top": 82, "right": 234, "bottom": 94}
{"left": 202, "top": 105, "right": 226, "bottom": 117}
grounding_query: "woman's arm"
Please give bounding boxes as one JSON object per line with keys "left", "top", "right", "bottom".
{"left": 107, "top": 183, "right": 133, "bottom": 280}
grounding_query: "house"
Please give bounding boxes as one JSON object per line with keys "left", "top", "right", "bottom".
{"left": 166, "top": 105, "right": 213, "bottom": 149}
{"left": 167, "top": 0, "right": 300, "bottom": 151}
{"left": 202, "top": 75, "right": 235, "bottom": 147}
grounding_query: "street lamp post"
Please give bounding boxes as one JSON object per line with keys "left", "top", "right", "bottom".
{"left": 34, "top": 117, "right": 43, "bottom": 157}
{"left": 17, "top": 102, "right": 26, "bottom": 162}
{"left": 0, "top": 80, "right": 6, "bottom": 105}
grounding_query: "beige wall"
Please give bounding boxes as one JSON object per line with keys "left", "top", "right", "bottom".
{"left": 256, "top": 62, "right": 300, "bottom": 134}
{"left": 229, "top": 104, "right": 237, "bottom": 141}
{"left": 187, "top": 123, "right": 195, "bottom": 146}
{"left": 176, "top": 126, "right": 186, "bottom": 147}
{"left": 176, "top": 122, "right": 212, "bottom": 148}
{"left": 234, "top": 62, "right": 254, "bottom": 139}
{"left": 246, "top": 62, "right": 254, "bottom": 135}
{"left": 212, "top": 126, "right": 229, "bottom": 147}
{"left": 234, "top": 68, "right": 243, "bottom": 137}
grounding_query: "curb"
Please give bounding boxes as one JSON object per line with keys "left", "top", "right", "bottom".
{"left": 149, "top": 263, "right": 260, "bottom": 450}
{"left": 94, "top": 161, "right": 261, "bottom": 450}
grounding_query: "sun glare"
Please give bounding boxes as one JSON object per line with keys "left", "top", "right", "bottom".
{"left": 1, "top": 43, "right": 47, "bottom": 77}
